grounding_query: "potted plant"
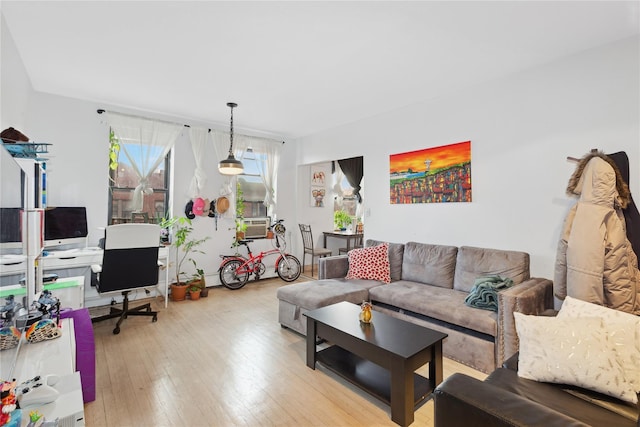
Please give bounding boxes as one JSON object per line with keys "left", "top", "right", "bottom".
{"left": 188, "top": 260, "right": 208, "bottom": 297}
{"left": 334, "top": 209, "right": 352, "bottom": 231}
{"left": 187, "top": 285, "right": 202, "bottom": 300}
{"left": 235, "top": 218, "right": 247, "bottom": 241}
{"left": 161, "top": 216, "right": 210, "bottom": 301}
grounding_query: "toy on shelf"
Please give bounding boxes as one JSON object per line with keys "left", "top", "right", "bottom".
{"left": 0, "top": 296, "right": 21, "bottom": 328}
{"left": 15, "top": 375, "right": 59, "bottom": 408}
{"left": 0, "top": 327, "right": 21, "bottom": 351}
{"left": 31, "top": 291, "right": 60, "bottom": 320}
{"left": 0, "top": 379, "right": 21, "bottom": 427}
{"left": 25, "top": 320, "right": 61, "bottom": 344}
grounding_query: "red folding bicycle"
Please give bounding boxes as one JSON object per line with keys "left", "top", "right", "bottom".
{"left": 218, "top": 219, "right": 301, "bottom": 290}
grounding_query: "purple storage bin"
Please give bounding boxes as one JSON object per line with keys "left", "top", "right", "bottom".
{"left": 60, "top": 308, "right": 96, "bottom": 403}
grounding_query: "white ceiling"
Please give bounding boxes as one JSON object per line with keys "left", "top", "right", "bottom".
{"left": 2, "top": 1, "right": 639, "bottom": 139}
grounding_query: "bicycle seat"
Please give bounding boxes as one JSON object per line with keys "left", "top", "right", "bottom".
{"left": 239, "top": 239, "right": 254, "bottom": 244}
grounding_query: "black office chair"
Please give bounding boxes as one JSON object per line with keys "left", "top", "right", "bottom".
{"left": 338, "top": 233, "right": 364, "bottom": 254}
{"left": 299, "top": 224, "right": 332, "bottom": 278}
{"left": 91, "top": 223, "right": 161, "bottom": 334}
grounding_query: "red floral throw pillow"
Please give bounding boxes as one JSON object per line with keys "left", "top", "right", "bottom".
{"left": 345, "top": 243, "right": 391, "bottom": 283}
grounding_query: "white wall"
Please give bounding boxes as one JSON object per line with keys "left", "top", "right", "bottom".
{"left": 295, "top": 162, "right": 335, "bottom": 258}
{"left": 295, "top": 36, "right": 640, "bottom": 280}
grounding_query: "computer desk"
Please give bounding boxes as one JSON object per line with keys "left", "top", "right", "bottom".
{"left": 0, "top": 246, "right": 170, "bottom": 308}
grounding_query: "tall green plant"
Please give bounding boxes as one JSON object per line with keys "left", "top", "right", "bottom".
{"left": 236, "top": 180, "right": 245, "bottom": 220}
{"left": 161, "top": 216, "right": 210, "bottom": 285}
{"left": 108, "top": 129, "right": 120, "bottom": 171}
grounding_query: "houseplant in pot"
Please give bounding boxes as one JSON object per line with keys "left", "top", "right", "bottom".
{"left": 188, "top": 260, "right": 208, "bottom": 297}
{"left": 235, "top": 218, "right": 247, "bottom": 241}
{"left": 187, "top": 285, "right": 202, "bottom": 300}
{"left": 334, "top": 209, "right": 352, "bottom": 231}
{"left": 161, "top": 216, "right": 210, "bottom": 301}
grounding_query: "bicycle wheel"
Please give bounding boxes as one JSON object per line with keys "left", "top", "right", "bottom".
{"left": 219, "top": 259, "right": 249, "bottom": 290}
{"left": 277, "top": 254, "right": 301, "bottom": 282}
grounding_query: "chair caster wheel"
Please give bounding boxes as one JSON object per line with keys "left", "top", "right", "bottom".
{"left": 152, "top": 316, "right": 158, "bottom": 322}
{"left": 113, "top": 327, "right": 120, "bottom": 335}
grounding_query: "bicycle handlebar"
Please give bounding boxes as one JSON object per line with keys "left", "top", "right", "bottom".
{"left": 269, "top": 219, "right": 284, "bottom": 229}
{"left": 270, "top": 219, "right": 286, "bottom": 235}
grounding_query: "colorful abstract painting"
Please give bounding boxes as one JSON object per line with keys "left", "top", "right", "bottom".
{"left": 390, "top": 141, "right": 472, "bottom": 204}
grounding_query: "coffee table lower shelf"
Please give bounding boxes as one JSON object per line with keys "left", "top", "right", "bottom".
{"left": 316, "top": 345, "right": 433, "bottom": 408}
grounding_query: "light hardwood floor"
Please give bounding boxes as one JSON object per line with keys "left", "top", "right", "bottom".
{"left": 84, "top": 277, "right": 486, "bottom": 427}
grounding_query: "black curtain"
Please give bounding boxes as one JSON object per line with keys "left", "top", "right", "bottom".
{"left": 338, "top": 156, "right": 364, "bottom": 203}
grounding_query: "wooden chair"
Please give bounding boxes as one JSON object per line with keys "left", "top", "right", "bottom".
{"left": 298, "top": 224, "right": 332, "bottom": 278}
{"left": 338, "top": 233, "right": 364, "bottom": 254}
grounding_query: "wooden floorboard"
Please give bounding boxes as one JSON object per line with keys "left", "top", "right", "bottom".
{"left": 84, "top": 277, "right": 487, "bottom": 426}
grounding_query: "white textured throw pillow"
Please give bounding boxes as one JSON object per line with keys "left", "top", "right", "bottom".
{"left": 514, "top": 312, "right": 638, "bottom": 404}
{"left": 558, "top": 296, "right": 640, "bottom": 399}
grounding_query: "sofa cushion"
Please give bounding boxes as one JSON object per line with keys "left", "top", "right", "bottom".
{"left": 366, "top": 239, "right": 404, "bottom": 281}
{"left": 453, "top": 246, "right": 530, "bottom": 293}
{"left": 276, "top": 278, "right": 381, "bottom": 310}
{"left": 557, "top": 296, "right": 640, "bottom": 398}
{"left": 345, "top": 243, "right": 391, "bottom": 283}
{"left": 369, "top": 281, "right": 497, "bottom": 337}
{"left": 514, "top": 313, "right": 638, "bottom": 404}
{"left": 402, "top": 242, "right": 458, "bottom": 288}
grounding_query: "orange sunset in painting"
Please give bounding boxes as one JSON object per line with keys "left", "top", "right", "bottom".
{"left": 390, "top": 141, "right": 472, "bottom": 204}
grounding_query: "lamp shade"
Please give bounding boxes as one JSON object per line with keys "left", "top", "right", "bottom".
{"left": 218, "top": 154, "right": 244, "bottom": 175}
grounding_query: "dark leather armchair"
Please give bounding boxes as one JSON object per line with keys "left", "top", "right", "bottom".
{"left": 434, "top": 353, "right": 639, "bottom": 427}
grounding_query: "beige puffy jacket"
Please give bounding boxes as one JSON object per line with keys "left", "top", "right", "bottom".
{"left": 554, "top": 153, "right": 639, "bottom": 315}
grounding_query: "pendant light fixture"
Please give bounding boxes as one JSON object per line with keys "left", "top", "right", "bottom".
{"left": 218, "top": 102, "right": 244, "bottom": 175}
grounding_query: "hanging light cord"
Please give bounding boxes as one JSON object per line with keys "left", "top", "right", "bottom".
{"left": 228, "top": 102, "right": 236, "bottom": 156}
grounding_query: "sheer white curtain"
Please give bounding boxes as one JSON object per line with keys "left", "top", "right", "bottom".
{"left": 188, "top": 127, "right": 209, "bottom": 198}
{"left": 236, "top": 135, "right": 282, "bottom": 218}
{"left": 106, "top": 112, "right": 183, "bottom": 212}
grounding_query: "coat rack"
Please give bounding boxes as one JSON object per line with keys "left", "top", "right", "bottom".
{"left": 567, "top": 148, "right": 598, "bottom": 163}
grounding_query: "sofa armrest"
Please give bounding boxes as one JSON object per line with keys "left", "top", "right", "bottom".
{"left": 434, "top": 373, "right": 590, "bottom": 427}
{"left": 318, "top": 255, "right": 349, "bottom": 279}
{"left": 496, "top": 277, "right": 553, "bottom": 367}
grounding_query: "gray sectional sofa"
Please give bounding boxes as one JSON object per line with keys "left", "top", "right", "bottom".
{"left": 277, "top": 240, "right": 554, "bottom": 373}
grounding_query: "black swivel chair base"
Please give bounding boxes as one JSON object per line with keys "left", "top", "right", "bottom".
{"left": 91, "top": 290, "right": 158, "bottom": 335}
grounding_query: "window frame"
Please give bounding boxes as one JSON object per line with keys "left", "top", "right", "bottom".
{"left": 107, "top": 142, "right": 172, "bottom": 225}
{"left": 236, "top": 150, "right": 268, "bottom": 219}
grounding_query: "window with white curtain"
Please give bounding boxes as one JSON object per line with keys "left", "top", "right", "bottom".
{"left": 333, "top": 161, "right": 358, "bottom": 216}
{"left": 237, "top": 149, "right": 268, "bottom": 219}
{"left": 108, "top": 139, "right": 171, "bottom": 224}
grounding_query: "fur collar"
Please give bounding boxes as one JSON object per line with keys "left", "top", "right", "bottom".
{"left": 567, "top": 151, "right": 630, "bottom": 209}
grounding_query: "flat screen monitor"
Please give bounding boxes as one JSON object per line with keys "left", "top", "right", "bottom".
{"left": 0, "top": 207, "right": 23, "bottom": 250}
{"left": 0, "top": 146, "right": 26, "bottom": 253}
{"left": 44, "top": 206, "right": 88, "bottom": 248}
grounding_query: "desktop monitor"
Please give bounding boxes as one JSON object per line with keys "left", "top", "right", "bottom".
{"left": 0, "top": 145, "right": 26, "bottom": 253}
{"left": 44, "top": 207, "right": 88, "bottom": 248}
{"left": 0, "top": 207, "right": 23, "bottom": 250}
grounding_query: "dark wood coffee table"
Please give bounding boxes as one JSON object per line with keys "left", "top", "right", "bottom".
{"left": 305, "top": 301, "right": 447, "bottom": 426}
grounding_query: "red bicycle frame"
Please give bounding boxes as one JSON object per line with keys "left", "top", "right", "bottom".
{"left": 223, "top": 245, "right": 288, "bottom": 277}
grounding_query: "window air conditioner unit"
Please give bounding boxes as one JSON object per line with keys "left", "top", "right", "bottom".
{"left": 244, "top": 218, "right": 270, "bottom": 239}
